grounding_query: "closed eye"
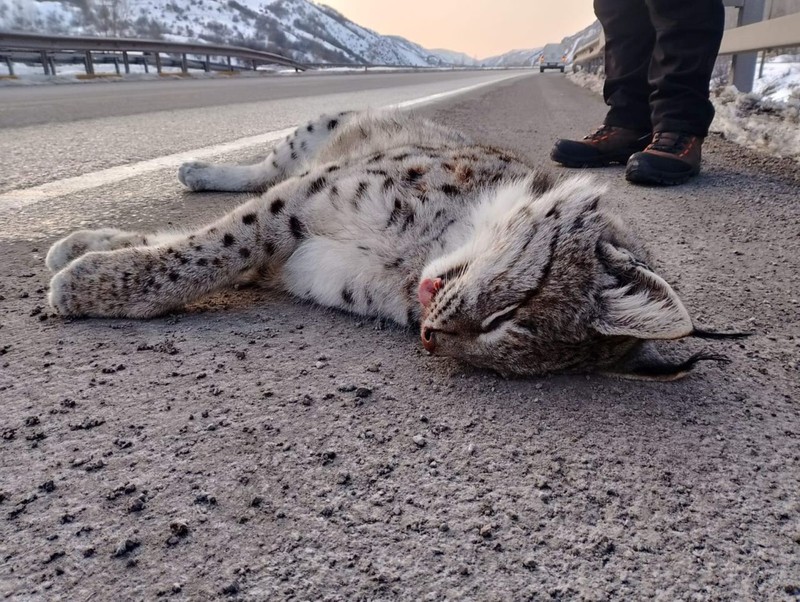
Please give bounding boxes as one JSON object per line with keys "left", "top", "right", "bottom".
{"left": 481, "top": 304, "right": 520, "bottom": 332}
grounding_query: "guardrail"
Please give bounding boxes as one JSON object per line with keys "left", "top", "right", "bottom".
{"left": 571, "top": 32, "right": 604, "bottom": 75}
{"left": 2, "top": 49, "right": 255, "bottom": 76}
{"left": 571, "top": 2, "right": 800, "bottom": 93}
{"left": 720, "top": 11, "right": 800, "bottom": 52}
{"left": 0, "top": 31, "right": 306, "bottom": 76}
{"left": 0, "top": 31, "right": 472, "bottom": 78}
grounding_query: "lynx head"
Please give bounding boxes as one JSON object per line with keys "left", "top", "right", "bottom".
{"left": 418, "top": 175, "right": 717, "bottom": 380}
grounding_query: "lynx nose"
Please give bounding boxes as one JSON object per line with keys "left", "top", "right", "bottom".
{"left": 421, "top": 327, "right": 436, "bottom": 352}
{"left": 418, "top": 278, "right": 442, "bottom": 308}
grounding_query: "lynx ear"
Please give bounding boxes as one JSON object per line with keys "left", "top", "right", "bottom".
{"left": 593, "top": 243, "right": 693, "bottom": 340}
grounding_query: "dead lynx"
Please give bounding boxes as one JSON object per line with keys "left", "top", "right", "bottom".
{"left": 46, "top": 110, "right": 737, "bottom": 379}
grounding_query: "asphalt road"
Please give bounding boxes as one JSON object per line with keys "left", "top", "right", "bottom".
{"left": 0, "top": 72, "right": 798, "bottom": 601}
{"left": 0, "top": 70, "right": 509, "bottom": 128}
{"left": 0, "top": 70, "right": 524, "bottom": 196}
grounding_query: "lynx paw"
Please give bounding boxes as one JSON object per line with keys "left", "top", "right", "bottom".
{"left": 46, "top": 229, "right": 139, "bottom": 272}
{"left": 178, "top": 161, "right": 213, "bottom": 191}
{"left": 48, "top": 255, "right": 99, "bottom": 317}
{"left": 49, "top": 250, "right": 173, "bottom": 319}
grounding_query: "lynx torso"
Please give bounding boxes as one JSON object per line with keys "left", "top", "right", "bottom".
{"left": 46, "top": 110, "right": 719, "bottom": 379}
{"left": 275, "top": 127, "right": 534, "bottom": 327}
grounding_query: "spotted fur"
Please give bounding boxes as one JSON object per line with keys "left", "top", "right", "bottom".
{"left": 47, "top": 110, "right": 723, "bottom": 378}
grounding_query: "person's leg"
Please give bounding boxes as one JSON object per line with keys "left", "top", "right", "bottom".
{"left": 625, "top": 0, "right": 724, "bottom": 185}
{"left": 550, "top": 0, "right": 654, "bottom": 168}
{"left": 596, "top": 0, "right": 655, "bottom": 132}
{"left": 646, "top": 0, "right": 725, "bottom": 136}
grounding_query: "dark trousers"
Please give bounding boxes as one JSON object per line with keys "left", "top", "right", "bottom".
{"left": 594, "top": 0, "right": 725, "bottom": 137}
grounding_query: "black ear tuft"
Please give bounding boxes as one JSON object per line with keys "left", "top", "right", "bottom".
{"left": 605, "top": 342, "right": 730, "bottom": 381}
{"left": 625, "top": 353, "right": 729, "bottom": 381}
{"left": 692, "top": 328, "right": 752, "bottom": 340}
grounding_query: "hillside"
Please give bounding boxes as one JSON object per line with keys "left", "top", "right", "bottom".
{"left": 430, "top": 48, "right": 478, "bottom": 67}
{"left": 0, "top": 0, "right": 455, "bottom": 66}
{"left": 481, "top": 20, "right": 601, "bottom": 67}
{"left": 482, "top": 47, "right": 542, "bottom": 68}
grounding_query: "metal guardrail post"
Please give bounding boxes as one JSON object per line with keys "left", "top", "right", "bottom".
{"left": 730, "top": 0, "right": 765, "bottom": 92}
{"left": 113, "top": 57, "right": 120, "bottom": 75}
{"left": 0, "top": 32, "right": 308, "bottom": 73}
{"left": 122, "top": 50, "right": 130, "bottom": 74}
{"left": 204, "top": 54, "right": 210, "bottom": 72}
{"left": 154, "top": 52, "right": 162, "bottom": 74}
{"left": 4, "top": 56, "right": 13, "bottom": 76}
{"left": 142, "top": 54, "right": 149, "bottom": 73}
{"left": 181, "top": 53, "right": 188, "bottom": 74}
{"left": 84, "top": 50, "right": 94, "bottom": 75}
{"left": 49, "top": 56, "right": 56, "bottom": 75}
{"left": 40, "top": 50, "right": 49, "bottom": 75}
{"left": 226, "top": 56, "right": 231, "bottom": 71}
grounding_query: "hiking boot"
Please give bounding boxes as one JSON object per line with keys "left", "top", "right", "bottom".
{"left": 550, "top": 125, "right": 652, "bottom": 168}
{"left": 625, "top": 132, "right": 703, "bottom": 186}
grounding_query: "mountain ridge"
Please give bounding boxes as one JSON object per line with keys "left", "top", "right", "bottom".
{"left": 480, "top": 20, "right": 600, "bottom": 67}
{"left": 0, "top": 0, "right": 458, "bottom": 66}
{"left": 0, "top": 1, "right": 602, "bottom": 68}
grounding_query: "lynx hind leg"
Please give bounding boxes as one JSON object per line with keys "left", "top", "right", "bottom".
{"left": 46, "top": 228, "right": 186, "bottom": 272}
{"left": 48, "top": 169, "right": 327, "bottom": 318}
{"left": 178, "top": 110, "right": 355, "bottom": 193}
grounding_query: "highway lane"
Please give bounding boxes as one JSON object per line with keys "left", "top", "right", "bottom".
{"left": 0, "top": 70, "right": 511, "bottom": 128}
{"left": 1, "top": 73, "right": 798, "bottom": 600}
{"left": 0, "top": 70, "right": 526, "bottom": 194}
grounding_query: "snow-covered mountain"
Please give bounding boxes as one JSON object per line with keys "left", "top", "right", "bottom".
{"left": 0, "top": 0, "right": 458, "bottom": 66}
{"left": 481, "top": 48, "right": 543, "bottom": 68}
{"left": 481, "top": 20, "right": 601, "bottom": 68}
{"left": 431, "top": 48, "right": 478, "bottom": 67}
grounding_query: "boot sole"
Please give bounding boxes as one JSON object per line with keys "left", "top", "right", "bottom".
{"left": 625, "top": 157, "right": 700, "bottom": 186}
{"left": 550, "top": 148, "right": 633, "bottom": 168}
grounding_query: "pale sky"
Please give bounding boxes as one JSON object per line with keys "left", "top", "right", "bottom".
{"left": 321, "top": 0, "right": 597, "bottom": 59}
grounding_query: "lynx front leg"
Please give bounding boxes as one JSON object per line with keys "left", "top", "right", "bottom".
{"left": 178, "top": 111, "right": 354, "bottom": 192}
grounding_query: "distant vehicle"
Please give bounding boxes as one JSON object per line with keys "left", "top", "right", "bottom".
{"left": 539, "top": 43, "right": 567, "bottom": 73}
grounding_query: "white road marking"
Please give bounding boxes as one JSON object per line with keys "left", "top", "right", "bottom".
{"left": 390, "top": 73, "right": 525, "bottom": 109}
{"left": 0, "top": 72, "right": 528, "bottom": 211}
{"left": 0, "top": 129, "right": 295, "bottom": 212}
